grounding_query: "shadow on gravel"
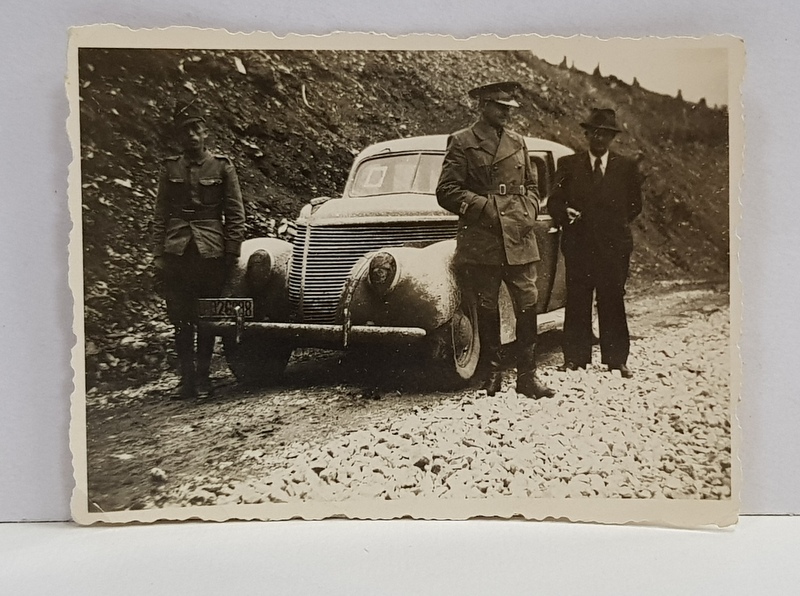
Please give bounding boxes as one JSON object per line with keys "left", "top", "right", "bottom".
{"left": 273, "top": 328, "right": 566, "bottom": 395}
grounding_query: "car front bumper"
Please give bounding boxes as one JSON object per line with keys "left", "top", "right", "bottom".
{"left": 201, "top": 320, "right": 427, "bottom": 348}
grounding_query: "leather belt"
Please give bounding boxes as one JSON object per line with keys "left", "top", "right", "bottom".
{"left": 477, "top": 184, "right": 527, "bottom": 196}
{"left": 172, "top": 208, "right": 220, "bottom": 221}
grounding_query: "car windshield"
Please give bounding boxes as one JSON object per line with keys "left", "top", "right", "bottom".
{"left": 349, "top": 153, "right": 445, "bottom": 197}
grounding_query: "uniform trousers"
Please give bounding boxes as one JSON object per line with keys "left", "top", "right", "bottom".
{"left": 162, "top": 241, "right": 227, "bottom": 377}
{"left": 458, "top": 261, "right": 540, "bottom": 357}
{"left": 162, "top": 241, "right": 227, "bottom": 324}
{"left": 458, "top": 261, "right": 539, "bottom": 312}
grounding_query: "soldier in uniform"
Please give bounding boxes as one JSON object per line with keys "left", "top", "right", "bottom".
{"left": 152, "top": 98, "right": 246, "bottom": 399}
{"left": 437, "top": 81, "right": 554, "bottom": 399}
{"left": 549, "top": 108, "right": 643, "bottom": 377}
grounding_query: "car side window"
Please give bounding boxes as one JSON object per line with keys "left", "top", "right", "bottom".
{"left": 528, "top": 151, "right": 553, "bottom": 215}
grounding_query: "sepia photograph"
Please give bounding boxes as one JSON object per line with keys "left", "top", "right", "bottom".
{"left": 68, "top": 28, "right": 742, "bottom": 525}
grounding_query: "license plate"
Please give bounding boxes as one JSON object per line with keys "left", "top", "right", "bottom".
{"left": 197, "top": 298, "right": 254, "bottom": 320}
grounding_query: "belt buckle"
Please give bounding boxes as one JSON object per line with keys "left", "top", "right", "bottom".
{"left": 498, "top": 183, "right": 507, "bottom": 196}
{"left": 519, "top": 185, "right": 526, "bottom": 195}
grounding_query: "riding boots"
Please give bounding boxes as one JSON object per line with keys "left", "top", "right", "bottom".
{"left": 195, "top": 327, "right": 216, "bottom": 398}
{"left": 174, "top": 323, "right": 197, "bottom": 400}
{"left": 515, "top": 309, "right": 555, "bottom": 399}
{"left": 478, "top": 306, "right": 503, "bottom": 396}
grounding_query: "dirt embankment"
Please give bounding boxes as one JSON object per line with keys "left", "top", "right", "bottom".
{"left": 78, "top": 49, "right": 729, "bottom": 390}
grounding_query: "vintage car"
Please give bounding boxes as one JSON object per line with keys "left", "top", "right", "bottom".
{"left": 199, "top": 135, "right": 573, "bottom": 385}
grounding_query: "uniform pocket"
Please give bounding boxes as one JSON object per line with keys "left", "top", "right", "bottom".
{"left": 166, "top": 179, "right": 189, "bottom": 204}
{"left": 519, "top": 210, "right": 536, "bottom": 237}
{"left": 192, "top": 220, "right": 226, "bottom": 257}
{"left": 199, "top": 177, "right": 224, "bottom": 205}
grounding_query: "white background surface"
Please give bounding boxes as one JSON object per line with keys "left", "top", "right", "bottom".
{"left": 2, "top": 517, "right": 799, "bottom": 594}
{"left": 0, "top": 0, "right": 798, "bottom": 589}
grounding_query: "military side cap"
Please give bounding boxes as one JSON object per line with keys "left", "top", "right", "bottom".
{"left": 468, "top": 81, "right": 523, "bottom": 107}
{"left": 173, "top": 97, "right": 206, "bottom": 128}
{"left": 580, "top": 108, "right": 622, "bottom": 132}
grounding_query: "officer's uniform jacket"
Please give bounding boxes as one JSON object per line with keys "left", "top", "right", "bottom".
{"left": 153, "top": 149, "right": 246, "bottom": 259}
{"left": 436, "top": 120, "right": 541, "bottom": 266}
{"left": 548, "top": 150, "right": 642, "bottom": 265}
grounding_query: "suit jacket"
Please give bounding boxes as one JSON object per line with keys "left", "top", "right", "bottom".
{"left": 436, "top": 120, "right": 541, "bottom": 266}
{"left": 153, "top": 149, "right": 246, "bottom": 259}
{"left": 549, "top": 150, "right": 642, "bottom": 263}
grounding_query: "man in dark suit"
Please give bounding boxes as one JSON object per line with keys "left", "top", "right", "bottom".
{"left": 549, "top": 108, "right": 643, "bottom": 378}
{"left": 437, "top": 81, "right": 554, "bottom": 399}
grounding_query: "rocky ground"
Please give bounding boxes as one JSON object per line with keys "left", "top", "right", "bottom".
{"left": 85, "top": 283, "right": 731, "bottom": 512}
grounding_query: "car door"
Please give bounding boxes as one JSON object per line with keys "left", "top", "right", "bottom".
{"left": 528, "top": 150, "right": 565, "bottom": 313}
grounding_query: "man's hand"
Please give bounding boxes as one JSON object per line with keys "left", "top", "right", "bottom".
{"left": 481, "top": 198, "right": 500, "bottom": 228}
{"left": 152, "top": 255, "right": 166, "bottom": 297}
{"left": 223, "top": 253, "right": 240, "bottom": 288}
{"left": 566, "top": 207, "right": 582, "bottom": 225}
{"left": 225, "top": 253, "right": 239, "bottom": 270}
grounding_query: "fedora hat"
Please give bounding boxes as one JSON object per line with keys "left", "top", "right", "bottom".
{"left": 580, "top": 108, "right": 622, "bottom": 133}
{"left": 468, "top": 81, "right": 523, "bottom": 107}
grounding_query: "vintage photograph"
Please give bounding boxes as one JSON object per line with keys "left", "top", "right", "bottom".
{"left": 68, "top": 29, "right": 742, "bottom": 525}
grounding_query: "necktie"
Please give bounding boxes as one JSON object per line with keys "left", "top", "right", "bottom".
{"left": 592, "top": 156, "right": 603, "bottom": 186}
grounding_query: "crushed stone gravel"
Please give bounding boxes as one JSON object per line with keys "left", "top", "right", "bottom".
{"left": 156, "top": 306, "right": 731, "bottom": 507}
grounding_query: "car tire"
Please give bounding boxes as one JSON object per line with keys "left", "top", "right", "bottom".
{"left": 222, "top": 332, "right": 292, "bottom": 386}
{"left": 428, "top": 296, "right": 481, "bottom": 385}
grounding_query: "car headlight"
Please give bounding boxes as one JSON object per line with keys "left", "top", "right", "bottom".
{"left": 246, "top": 249, "right": 272, "bottom": 293}
{"left": 367, "top": 252, "right": 398, "bottom": 296}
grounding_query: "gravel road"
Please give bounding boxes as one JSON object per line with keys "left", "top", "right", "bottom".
{"left": 84, "top": 283, "right": 732, "bottom": 511}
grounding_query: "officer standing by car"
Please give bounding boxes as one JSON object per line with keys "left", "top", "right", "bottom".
{"left": 548, "top": 108, "right": 643, "bottom": 377}
{"left": 152, "top": 96, "right": 246, "bottom": 399}
{"left": 437, "top": 81, "right": 554, "bottom": 399}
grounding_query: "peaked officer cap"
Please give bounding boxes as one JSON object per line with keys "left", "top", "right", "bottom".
{"left": 173, "top": 96, "right": 206, "bottom": 128}
{"left": 468, "top": 81, "right": 523, "bottom": 107}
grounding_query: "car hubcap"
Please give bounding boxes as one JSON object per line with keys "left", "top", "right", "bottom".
{"left": 452, "top": 307, "right": 477, "bottom": 368}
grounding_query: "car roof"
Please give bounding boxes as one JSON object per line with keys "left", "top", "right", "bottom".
{"left": 356, "top": 134, "right": 574, "bottom": 160}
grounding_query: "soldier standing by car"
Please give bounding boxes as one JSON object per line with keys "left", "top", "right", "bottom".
{"left": 152, "top": 97, "right": 246, "bottom": 399}
{"left": 548, "top": 108, "right": 643, "bottom": 378}
{"left": 437, "top": 81, "right": 554, "bottom": 399}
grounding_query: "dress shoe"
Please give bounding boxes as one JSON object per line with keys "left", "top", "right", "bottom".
{"left": 517, "top": 371, "right": 555, "bottom": 399}
{"left": 481, "top": 369, "right": 503, "bottom": 397}
{"left": 196, "top": 376, "right": 214, "bottom": 399}
{"left": 609, "top": 364, "right": 633, "bottom": 378}
{"left": 172, "top": 378, "right": 197, "bottom": 400}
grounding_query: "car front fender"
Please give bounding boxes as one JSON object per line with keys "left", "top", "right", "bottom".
{"left": 342, "top": 239, "right": 460, "bottom": 331}
{"left": 225, "top": 237, "right": 293, "bottom": 321}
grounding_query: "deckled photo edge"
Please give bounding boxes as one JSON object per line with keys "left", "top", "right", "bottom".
{"left": 67, "top": 27, "right": 743, "bottom": 527}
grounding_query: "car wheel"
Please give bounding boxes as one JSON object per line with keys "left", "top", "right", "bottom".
{"left": 222, "top": 332, "right": 292, "bottom": 386}
{"left": 450, "top": 297, "right": 481, "bottom": 379}
{"left": 427, "top": 297, "right": 481, "bottom": 384}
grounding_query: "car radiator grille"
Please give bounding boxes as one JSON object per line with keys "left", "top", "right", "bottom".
{"left": 288, "top": 222, "right": 458, "bottom": 324}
